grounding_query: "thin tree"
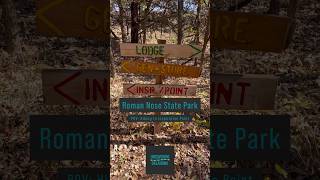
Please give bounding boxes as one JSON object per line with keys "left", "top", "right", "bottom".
{"left": 177, "top": 0, "right": 183, "bottom": 44}
{"left": 116, "top": 0, "right": 127, "bottom": 42}
{"left": 130, "top": 0, "right": 139, "bottom": 43}
{"left": 195, "top": 0, "right": 202, "bottom": 44}
{"left": 268, "top": 0, "right": 280, "bottom": 14}
{"left": 1, "top": 0, "right": 18, "bottom": 54}
{"left": 141, "top": 0, "right": 152, "bottom": 44}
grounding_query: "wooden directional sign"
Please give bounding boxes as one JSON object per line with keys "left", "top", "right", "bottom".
{"left": 123, "top": 84, "right": 197, "bottom": 96}
{"left": 42, "top": 69, "right": 109, "bottom": 105}
{"left": 211, "top": 11, "right": 291, "bottom": 52}
{"left": 36, "top": 0, "right": 109, "bottom": 39}
{"left": 120, "top": 60, "right": 201, "bottom": 78}
{"left": 212, "top": 74, "right": 278, "bottom": 110}
{"left": 120, "top": 43, "right": 202, "bottom": 58}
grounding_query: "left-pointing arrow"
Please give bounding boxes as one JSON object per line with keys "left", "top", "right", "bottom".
{"left": 54, "top": 71, "right": 81, "bottom": 105}
{"left": 127, "top": 84, "right": 136, "bottom": 95}
{"left": 37, "top": 0, "right": 65, "bottom": 36}
{"left": 121, "top": 61, "right": 130, "bottom": 73}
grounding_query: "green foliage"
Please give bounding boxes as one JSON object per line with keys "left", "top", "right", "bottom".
{"left": 210, "top": 161, "right": 226, "bottom": 168}
{"left": 282, "top": 93, "right": 314, "bottom": 111}
{"left": 275, "top": 163, "right": 288, "bottom": 179}
{"left": 171, "top": 122, "right": 184, "bottom": 131}
{"left": 194, "top": 113, "right": 209, "bottom": 128}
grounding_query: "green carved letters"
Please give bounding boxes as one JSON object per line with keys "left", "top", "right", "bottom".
{"left": 136, "top": 45, "right": 164, "bottom": 56}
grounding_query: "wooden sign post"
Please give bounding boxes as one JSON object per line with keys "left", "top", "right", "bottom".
{"left": 119, "top": 41, "right": 201, "bottom": 136}
{"left": 154, "top": 39, "right": 166, "bottom": 134}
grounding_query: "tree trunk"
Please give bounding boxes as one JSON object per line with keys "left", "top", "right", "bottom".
{"left": 199, "top": 11, "right": 209, "bottom": 68}
{"left": 268, "top": 0, "right": 280, "bottom": 14}
{"left": 130, "top": 1, "right": 139, "bottom": 43}
{"left": 285, "top": 0, "right": 298, "bottom": 47}
{"left": 142, "top": 0, "right": 152, "bottom": 44}
{"left": 195, "top": 0, "right": 201, "bottom": 44}
{"left": 116, "top": 0, "right": 127, "bottom": 42}
{"left": 126, "top": 19, "right": 130, "bottom": 38}
{"left": 177, "top": 0, "right": 183, "bottom": 44}
{"left": 228, "top": 0, "right": 253, "bottom": 11}
{"left": 1, "top": 0, "right": 18, "bottom": 54}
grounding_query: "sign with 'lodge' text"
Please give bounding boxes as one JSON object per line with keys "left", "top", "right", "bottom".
{"left": 123, "top": 84, "right": 197, "bottom": 96}
{"left": 211, "top": 10, "right": 291, "bottom": 52}
{"left": 36, "top": 0, "right": 109, "bottom": 39}
{"left": 30, "top": 115, "right": 109, "bottom": 161}
{"left": 120, "top": 60, "right": 201, "bottom": 78}
{"left": 42, "top": 69, "right": 109, "bottom": 106}
{"left": 120, "top": 43, "right": 202, "bottom": 58}
{"left": 210, "top": 115, "right": 290, "bottom": 160}
{"left": 212, "top": 74, "right": 278, "bottom": 110}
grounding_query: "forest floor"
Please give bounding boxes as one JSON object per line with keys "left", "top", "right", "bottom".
{"left": 1, "top": 0, "right": 320, "bottom": 179}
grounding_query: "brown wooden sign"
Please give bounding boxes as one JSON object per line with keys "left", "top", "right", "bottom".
{"left": 42, "top": 69, "right": 109, "bottom": 105}
{"left": 120, "top": 60, "right": 201, "bottom": 78}
{"left": 36, "top": 0, "right": 109, "bottom": 39}
{"left": 120, "top": 43, "right": 202, "bottom": 58}
{"left": 212, "top": 74, "right": 278, "bottom": 110}
{"left": 211, "top": 11, "right": 291, "bottom": 52}
{"left": 123, "top": 84, "right": 197, "bottom": 96}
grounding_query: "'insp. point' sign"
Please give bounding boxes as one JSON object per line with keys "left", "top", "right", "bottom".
{"left": 123, "top": 84, "right": 197, "bottom": 96}
{"left": 42, "top": 69, "right": 109, "bottom": 106}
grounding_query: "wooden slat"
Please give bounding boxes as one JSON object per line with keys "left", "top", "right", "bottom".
{"left": 212, "top": 74, "right": 278, "bottom": 110}
{"left": 211, "top": 11, "right": 291, "bottom": 52}
{"left": 42, "top": 69, "right": 109, "bottom": 105}
{"left": 120, "top": 43, "right": 202, "bottom": 58}
{"left": 120, "top": 60, "right": 201, "bottom": 78}
{"left": 36, "top": 0, "right": 109, "bottom": 39}
{"left": 123, "top": 84, "right": 197, "bottom": 96}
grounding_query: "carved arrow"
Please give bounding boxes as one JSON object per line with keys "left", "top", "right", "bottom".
{"left": 53, "top": 71, "right": 81, "bottom": 105}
